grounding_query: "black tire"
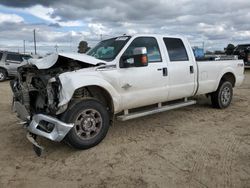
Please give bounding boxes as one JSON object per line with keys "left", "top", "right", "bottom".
{"left": 61, "top": 99, "right": 110, "bottom": 149}
{"left": 0, "top": 69, "right": 7, "bottom": 82}
{"left": 211, "top": 81, "right": 233, "bottom": 109}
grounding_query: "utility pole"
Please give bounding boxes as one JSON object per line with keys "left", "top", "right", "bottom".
{"left": 100, "top": 34, "right": 103, "bottom": 41}
{"left": 55, "top": 44, "right": 58, "bottom": 52}
{"left": 70, "top": 35, "right": 72, "bottom": 51}
{"left": 202, "top": 42, "right": 205, "bottom": 51}
{"left": 33, "top": 29, "right": 37, "bottom": 55}
{"left": 23, "top": 40, "right": 26, "bottom": 54}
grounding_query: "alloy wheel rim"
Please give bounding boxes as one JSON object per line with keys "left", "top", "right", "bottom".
{"left": 0, "top": 72, "right": 4, "bottom": 80}
{"left": 74, "top": 109, "right": 103, "bottom": 140}
{"left": 221, "top": 86, "right": 231, "bottom": 105}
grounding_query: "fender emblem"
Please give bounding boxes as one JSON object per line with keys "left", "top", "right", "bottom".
{"left": 122, "top": 83, "right": 132, "bottom": 89}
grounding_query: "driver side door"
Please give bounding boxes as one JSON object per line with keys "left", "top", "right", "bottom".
{"left": 116, "top": 37, "right": 169, "bottom": 110}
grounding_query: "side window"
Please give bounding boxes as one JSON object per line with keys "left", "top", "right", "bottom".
{"left": 123, "top": 37, "right": 162, "bottom": 62}
{"left": 22, "top": 55, "right": 32, "bottom": 60}
{"left": 6, "top": 54, "right": 23, "bottom": 63}
{"left": 0, "top": 53, "right": 3, "bottom": 61}
{"left": 163, "top": 38, "right": 189, "bottom": 61}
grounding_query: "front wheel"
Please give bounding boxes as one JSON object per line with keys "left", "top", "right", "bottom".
{"left": 211, "top": 81, "right": 233, "bottom": 109}
{"left": 62, "top": 99, "right": 110, "bottom": 149}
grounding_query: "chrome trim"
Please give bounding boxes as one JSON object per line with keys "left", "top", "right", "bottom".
{"left": 28, "top": 114, "right": 74, "bottom": 142}
{"left": 117, "top": 100, "right": 197, "bottom": 121}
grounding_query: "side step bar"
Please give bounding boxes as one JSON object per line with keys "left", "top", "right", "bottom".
{"left": 117, "top": 100, "right": 196, "bottom": 121}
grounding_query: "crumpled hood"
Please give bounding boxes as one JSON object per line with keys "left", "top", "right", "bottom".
{"left": 28, "top": 52, "right": 107, "bottom": 69}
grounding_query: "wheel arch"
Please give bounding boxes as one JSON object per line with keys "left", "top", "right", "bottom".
{"left": 58, "top": 75, "right": 121, "bottom": 114}
{"left": 72, "top": 85, "right": 115, "bottom": 116}
{"left": 216, "top": 71, "right": 236, "bottom": 91}
{"left": 219, "top": 72, "right": 236, "bottom": 87}
{"left": 0, "top": 67, "right": 8, "bottom": 76}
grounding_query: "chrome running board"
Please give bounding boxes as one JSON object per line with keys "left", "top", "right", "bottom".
{"left": 117, "top": 100, "right": 196, "bottom": 121}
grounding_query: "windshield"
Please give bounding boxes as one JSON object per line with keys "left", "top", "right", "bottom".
{"left": 87, "top": 36, "right": 131, "bottom": 61}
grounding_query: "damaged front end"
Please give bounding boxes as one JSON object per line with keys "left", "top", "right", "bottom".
{"left": 10, "top": 53, "right": 99, "bottom": 155}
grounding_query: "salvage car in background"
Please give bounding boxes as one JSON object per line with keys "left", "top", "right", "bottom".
{"left": 10, "top": 34, "right": 245, "bottom": 155}
{"left": 233, "top": 44, "right": 250, "bottom": 67}
{"left": 0, "top": 51, "right": 32, "bottom": 81}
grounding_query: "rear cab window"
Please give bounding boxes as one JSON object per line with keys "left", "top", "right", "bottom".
{"left": 163, "top": 38, "right": 189, "bottom": 61}
{"left": 6, "top": 54, "right": 23, "bottom": 63}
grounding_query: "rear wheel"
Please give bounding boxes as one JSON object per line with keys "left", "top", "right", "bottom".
{"left": 0, "top": 69, "right": 7, "bottom": 82}
{"left": 62, "top": 99, "right": 110, "bottom": 149}
{"left": 211, "top": 81, "right": 233, "bottom": 109}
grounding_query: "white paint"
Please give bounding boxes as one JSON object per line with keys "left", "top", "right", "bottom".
{"left": 51, "top": 34, "right": 244, "bottom": 114}
{"left": 28, "top": 52, "right": 107, "bottom": 69}
{"left": 28, "top": 53, "right": 59, "bottom": 69}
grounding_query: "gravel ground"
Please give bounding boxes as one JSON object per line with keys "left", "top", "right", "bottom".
{"left": 0, "top": 70, "right": 250, "bottom": 188}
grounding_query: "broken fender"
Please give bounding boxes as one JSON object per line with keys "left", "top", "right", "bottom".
{"left": 28, "top": 52, "right": 106, "bottom": 69}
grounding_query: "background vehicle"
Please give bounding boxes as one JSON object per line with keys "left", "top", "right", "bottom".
{"left": 0, "top": 51, "right": 32, "bottom": 81}
{"left": 10, "top": 34, "right": 245, "bottom": 155}
{"left": 233, "top": 44, "right": 250, "bottom": 67}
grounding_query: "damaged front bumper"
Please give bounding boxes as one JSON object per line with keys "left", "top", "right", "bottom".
{"left": 28, "top": 114, "right": 73, "bottom": 142}
{"left": 13, "top": 101, "right": 74, "bottom": 155}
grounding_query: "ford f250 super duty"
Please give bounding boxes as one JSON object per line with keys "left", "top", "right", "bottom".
{"left": 10, "top": 34, "right": 245, "bottom": 155}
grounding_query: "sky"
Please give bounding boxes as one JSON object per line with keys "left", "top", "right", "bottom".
{"left": 0, "top": 0, "right": 249, "bottom": 54}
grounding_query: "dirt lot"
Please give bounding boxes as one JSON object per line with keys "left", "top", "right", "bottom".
{"left": 0, "top": 70, "right": 250, "bottom": 188}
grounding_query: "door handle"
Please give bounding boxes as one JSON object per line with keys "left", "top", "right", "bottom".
{"left": 163, "top": 67, "right": 168, "bottom": 76}
{"left": 190, "top": 66, "right": 194, "bottom": 74}
{"left": 157, "top": 68, "right": 168, "bottom": 76}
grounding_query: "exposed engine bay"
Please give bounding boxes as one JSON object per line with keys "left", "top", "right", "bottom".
{"left": 10, "top": 55, "right": 96, "bottom": 117}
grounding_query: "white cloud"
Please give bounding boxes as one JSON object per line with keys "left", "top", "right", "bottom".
{"left": 88, "top": 23, "right": 112, "bottom": 35}
{"left": 25, "top": 5, "right": 56, "bottom": 22}
{"left": 25, "top": 5, "right": 83, "bottom": 27}
{"left": 59, "top": 20, "right": 83, "bottom": 27}
{"left": 0, "top": 13, "right": 24, "bottom": 23}
{"left": 1, "top": 0, "right": 250, "bottom": 52}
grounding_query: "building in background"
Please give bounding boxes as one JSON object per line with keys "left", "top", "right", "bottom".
{"left": 192, "top": 47, "right": 205, "bottom": 58}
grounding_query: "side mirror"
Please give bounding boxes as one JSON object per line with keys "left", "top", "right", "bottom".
{"left": 120, "top": 47, "right": 148, "bottom": 68}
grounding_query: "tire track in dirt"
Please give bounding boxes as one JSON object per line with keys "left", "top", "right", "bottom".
{"left": 185, "top": 121, "right": 240, "bottom": 188}
{"left": 162, "top": 101, "right": 223, "bottom": 187}
{"left": 219, "top": 134, "right": 240, "bottom": 188}
{"left": 187, "top": 135, "right": 210, "bottom": 188}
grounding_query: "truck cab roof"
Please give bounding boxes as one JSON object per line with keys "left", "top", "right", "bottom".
{"left": 125, "top": 34, "right": 188, "bottom": 40}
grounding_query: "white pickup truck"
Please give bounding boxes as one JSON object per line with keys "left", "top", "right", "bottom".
{"left": 11, "top": 34, "right": 244, "bottom": 155}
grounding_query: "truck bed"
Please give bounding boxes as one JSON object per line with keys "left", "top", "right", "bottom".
{"left": 196, "top": 59, "right": 244, "bottom": 95}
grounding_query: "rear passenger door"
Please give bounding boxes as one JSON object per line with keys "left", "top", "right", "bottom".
{"left": 163, "top": 38, "right": 196, "bottom": 100}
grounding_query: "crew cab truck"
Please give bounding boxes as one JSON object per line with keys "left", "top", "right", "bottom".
{"left": 10, "top": 34, "right": 245, "bottom": 155}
